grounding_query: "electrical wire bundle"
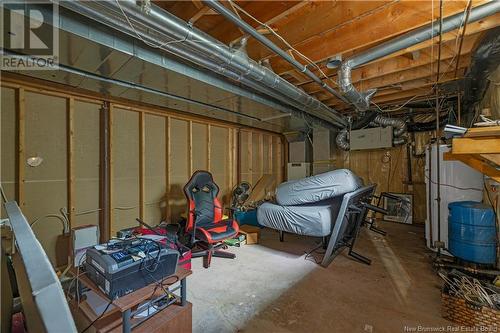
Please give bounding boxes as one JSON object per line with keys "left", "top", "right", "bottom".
{"left": 439, "top": 270, "right": 500, "bottom": 310}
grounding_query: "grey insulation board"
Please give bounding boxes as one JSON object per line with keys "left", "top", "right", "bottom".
{"left": 275, "top": 169, "right": 363, "bottom": 206}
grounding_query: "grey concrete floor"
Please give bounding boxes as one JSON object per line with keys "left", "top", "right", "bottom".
{"left": 188, "top": 221, "right": 450, "bottom": 333}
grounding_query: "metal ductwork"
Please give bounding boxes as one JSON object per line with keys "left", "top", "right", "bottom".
{"left": 336, "top": 1, "right": 500, "bottom": 111}
{"left": 338, "top": 63, "right": 377, "bottom": 111}
{"left": 59, "top": 0, "right": 348, "bottom": 129}
{"left": 336, "top": 114, "right": 407, "bottom": 150}
{"left": 373, "top": 115, "right": 407, "bottom": 137}
{"left": 204, "top": 0, "right": 350, "bottom": 106}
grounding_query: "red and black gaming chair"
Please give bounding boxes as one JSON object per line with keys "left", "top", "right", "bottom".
{"left": 184, "top": 170, "right": 239, "bottom": 268}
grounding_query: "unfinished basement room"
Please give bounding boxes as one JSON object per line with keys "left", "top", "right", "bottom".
{"left": 1, "top": 1, "right": 500, "bottom": 332}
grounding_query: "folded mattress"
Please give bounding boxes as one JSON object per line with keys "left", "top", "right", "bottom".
{"left": 276, "top": 169, "right": 363, "bottom": 206}
{"left": 257, "top": 197, "right": 342, "bottom": 237}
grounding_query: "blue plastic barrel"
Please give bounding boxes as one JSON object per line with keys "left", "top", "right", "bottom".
{"left": 448, "top": 201, "right": 497, "bottom": 264}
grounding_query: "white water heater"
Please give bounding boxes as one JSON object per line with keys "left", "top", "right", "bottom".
{"left": 425, "top": 144, "right": 483, "bottom": 254}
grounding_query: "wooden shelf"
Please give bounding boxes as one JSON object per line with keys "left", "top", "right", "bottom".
{"left": 444, "top": 126, "right": 500, "bottom": 182}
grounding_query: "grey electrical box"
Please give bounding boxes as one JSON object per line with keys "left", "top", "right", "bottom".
{"left": 350, "top": 127, "right": 393, "bottom": 150}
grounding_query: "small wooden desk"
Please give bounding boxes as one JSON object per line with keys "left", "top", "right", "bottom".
{"left": 73, "top": 268, "right": 192, "bottom": 333}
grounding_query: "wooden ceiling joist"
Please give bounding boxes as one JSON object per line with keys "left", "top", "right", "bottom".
{"left": 151, "top": 0, "right": 500, "bottom": 112}
{"left": 298, "top": 32, "right": 480, "bottom": 94}
{"left": 267, "top": 1, "right": 484, "bottom": 75}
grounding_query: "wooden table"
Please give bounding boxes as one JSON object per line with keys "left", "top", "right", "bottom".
{"left": 73, "top": 268, "right": 192, "bottom": 333}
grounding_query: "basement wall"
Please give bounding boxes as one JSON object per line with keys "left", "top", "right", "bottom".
{"left": 0, "top": 80, "right": 285, "bottom": 265}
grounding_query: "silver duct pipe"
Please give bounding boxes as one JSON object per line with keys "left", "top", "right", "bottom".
{"left": 336, "top": 114, "right": 407, "bottom": 150}
{"left": 338, "top": 1, "right": 500, "bottom": 111}
{"left": 373, "top": 115, "right": 407, "bottom": 137}
{"left": 335, "top": 129, "right": 350, "bottom": 151}
{"left": 338, "top": 63, "right": 377, "bottom": 111}
{"left": 203, "top": 0, "right": 350, "bottom": 105}
{"left": 59, "top": 1, "right": 347, "bottom": 128}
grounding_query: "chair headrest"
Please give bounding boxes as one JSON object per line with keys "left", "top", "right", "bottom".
{"left": 184, "top": 170, "right": 220, "bottom": 200}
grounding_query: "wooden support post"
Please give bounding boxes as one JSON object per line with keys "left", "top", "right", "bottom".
{"left": 67, "top": 97, "right": 75, "bottom": 227}
{"left": 227, "top": 128, "right": 232, "bottom": 196}
{"left": 188, "top": 121, "right": 193, "bottom": 176}
{"left": 16, "top": 88, "right": 25, "bottom": 208}
{"left": 236, "top": 129, "right": 241, "bottom": 184}
{"left": 139, "top": 112, "right": 145, "bottom": 220}
{"left": 233, "top": 129, "right": 238, "bottom": 186}
{"left": 108, "top": 104, "right": 114, "bottom": 240}
{"left": 248, "top": 131, "right": 253, "bottom": 183}
{"left": 268, "top": 135, "right": 273, "bottom": 175}
{"left": 259, "top": 133, "right": 264, "bottom": 178}
{"left": 165, "top": 117, "right": 171, "bottom": 221}
{"left": 207, "top": 124, "right": 211, "bottom": 171}
{"left": 99, "top": 101, "right": 112, "bottom": 242}
{"left": 282, "top": 137, "right": 287, "bottom": 182}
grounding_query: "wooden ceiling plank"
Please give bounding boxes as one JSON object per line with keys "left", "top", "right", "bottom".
{"left": 298, "top": 32, "right": 480, "bottom": 92}
{"left": 207, "top": 1, "right": 304, "bottom": 44}
{"left": 315, "top": 54, "right": 471, "bottom": 102}
{"left": 189, "top": 6, "right": 217, "bottom": 24}
{"left": 268, "top": 1, "right": 483, "bottom": 75}
{"left": 249, "top": 1, "right": 395, "bottom": 61}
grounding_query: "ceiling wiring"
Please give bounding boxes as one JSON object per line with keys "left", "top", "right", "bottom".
{"left": 227, "top": 0, "right": 341, "bottom": 90}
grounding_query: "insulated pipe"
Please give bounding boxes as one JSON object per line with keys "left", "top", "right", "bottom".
{"left": 203, "top": 0, "right": 350, "bottom": 105}
{"left": 60, "top": 1, "right": 347, "bottom": 128}
{"left": 347, "top": 1, "right": 500, "bottom": 69}
{"left": 338, "top": 1, "right": 500, "bottom": 111}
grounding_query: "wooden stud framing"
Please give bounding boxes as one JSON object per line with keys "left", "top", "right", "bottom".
{"left": 139, "top": 112, "right": 146, "bottom": 220}
{"left": 247, "top": 131, "right": 253, "bottom": 182}
{"left": 67, "top": 97, "right": 75, "bottom": 226}
{"left": 259, "top": 133, "right": 264, "bottom": 178}
{"left": 1, "top": 76, "right": 281, "bottom": 138}
{"left": 188, "top": 121, "right": 193, "bottom": 176}
{"left": 227, "top": 128, "right": 233, "bottom": 196}
{"left": 16, "top": 88, "right": 25, "bottom": 208}
{"left": 207, "top": 124, "right": 211, "bottom": 171}
{"left": 108, "top": 104, "right": 114, "bottom": 239}
{"left": 268, "top": 135, "right": 273, "bottom": 175}
{"left": 232, "top": 129, "right": 238, "bottom": 186}
{"left": 3, "top": 79, "right": 289, "bottom": 223}
{"left": 99, "top": 101, "right": 112, "bottom": 242}
{"left": 165, "top": 116, "right": 171, "bottom": 221}
{"left": 236, "top": 129, "right": 241, "bottom": 184}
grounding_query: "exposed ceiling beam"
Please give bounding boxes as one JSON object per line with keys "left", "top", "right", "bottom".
{"left": 326, "top": 66, "right": 468, "bottom": 107}
{"left": 246, "top": 1, "right": 395, "bottom": 61}
{"left": 311, "top": 52, "right": 472, "bottom": 102}
{"left": 297, "top": 32, "right": 480, "bottom": 92}
{"left": 189, "top": 6, "right": 218, "bottom": 24}
{"left": 206, "top": 1, "right": 304, "bottom": 43}
{"left": 266, "top": 1, "right": 485, "bottom": 75}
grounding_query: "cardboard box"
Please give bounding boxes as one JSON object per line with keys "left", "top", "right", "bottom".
{"left": 239, "top": 225, "right": 260, "bottom": 245}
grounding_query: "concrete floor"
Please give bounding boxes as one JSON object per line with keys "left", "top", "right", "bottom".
{"left": 188, "top": 221, "right": 451, "bottom": 333}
